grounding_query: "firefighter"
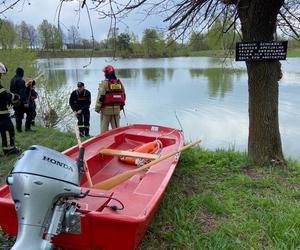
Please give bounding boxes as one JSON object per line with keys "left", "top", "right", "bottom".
{"left": 10, "top": 67, "right": 34, "bottom": 132}
{"left": 0, "top": 63, "right": 21, "bottom": 156}
{"left": 25, "top": 77, "right": 38, "bottom": 127}
{"left": 95, "top": 65, "right": 126, "bottom": 133}
{"left": 69, "top": 82, "right": 91, "bottom": 137}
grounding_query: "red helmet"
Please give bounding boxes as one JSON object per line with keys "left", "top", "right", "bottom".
{"left": 103, "top": 65, "right": 115, "bottom": 74}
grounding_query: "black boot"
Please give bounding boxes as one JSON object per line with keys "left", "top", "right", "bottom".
{"left": 16, "top": 119, "right": 22, "bottom": 132}
{"left": 4, "top": 147, "right": 21, "bottom": 156}
{"left": 79, "top": 128, "right": 85, "bottom": 137}
{"left": 25, "top": 120, "right": 35, "bottom": 132}
{"left": 85, "top": 128, "right": 90, "bottom": 137}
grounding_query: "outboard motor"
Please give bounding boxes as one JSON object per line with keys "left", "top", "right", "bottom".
{"left": 7, "top": 145, "right": 85, "bottom": 250}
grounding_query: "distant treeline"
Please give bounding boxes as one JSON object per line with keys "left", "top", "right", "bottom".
{"left": 0, "top": 18, "right": 299, "bottom": 58}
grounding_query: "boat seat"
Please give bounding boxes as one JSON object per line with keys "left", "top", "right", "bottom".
{"left": 99, "top": 148, "right": 159, "bottom": 160}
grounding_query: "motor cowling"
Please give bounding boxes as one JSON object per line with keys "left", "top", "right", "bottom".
{"left": 7, "top": 145, "right": 82, "bottom": 250}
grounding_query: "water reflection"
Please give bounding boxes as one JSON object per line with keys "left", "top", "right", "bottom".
{"left": 35, "top": 57, "right": 300, "bottom": 159}
{"left": 166, "top": 68, "right": 174, "bottom": 79}
{"left": 189, "top": 68, "right": 245, "bottom": 98}
{"left": 117, "top": 68, "right": 140, "bottom": 79}
{"left": 45, "top": 70, "right": 67, "bottom": 89}
{"left": 142, "top": 68, "right": 165, "bottom": 82}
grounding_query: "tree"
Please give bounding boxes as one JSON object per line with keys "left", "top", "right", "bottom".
{"left": 16, "top": 21, "right": 37, "bottom": 49}
{"left": 68, "top": 25, "right": 80, "bottom": 49}
{"left": 0, "top": 19, "right": 17, "bottom": 49}
{"left": 89, "top": 0, "right": 300, "bottom": 166}
{"left": 130, "top": 33, "right": 143, "bottom": 56}
{"left": 142, "top": 29, "right": 164, "bottom": 57}
{"left": 16, "top": 21, "right": 30, "bottom": 47}
{"left": 165, "top": 37, "right": 180, "bottom": 57}
{"left": 116, "top": 33, "right": 133, "bottom": 56}
{"left": 38, "top": 20, "right": 63, "bottom": 51}
{"left": 206, "top": 18, "right": 224, "bottom": 50}
{"left": 189, "top": 32, "right": 208, "bottom": 51}
{"left": 205, "top": 17, "right": 238, "bottom": 51}
{"left": 38, "top": 20, "right": 51, "bottom": 50}
{"left": 237, "top": 1, "right": 284, "bottom": 165}
{"left": 27, "top": 24, "right": 38, "bottom": 49}
{"left": 50, "top": 25, "right": 63, "bottom": 51}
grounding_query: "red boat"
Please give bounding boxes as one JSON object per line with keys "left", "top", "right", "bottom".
{"left": 0, "top": 124, "right": 184, "bottom": 250}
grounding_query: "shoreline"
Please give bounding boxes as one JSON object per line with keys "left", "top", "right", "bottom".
{"left": 36, "top": 48, "right": 300, "bottom": 59}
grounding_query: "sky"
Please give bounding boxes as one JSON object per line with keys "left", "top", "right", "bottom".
{"left": 1, "top": 0, "right": 165, "bottom": 41}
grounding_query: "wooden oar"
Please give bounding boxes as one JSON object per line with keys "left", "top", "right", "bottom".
{"left": 74, "top": 126, "right": 93, "bottom": 187}
{"left": 93, "top": 139, "right": 201, "bottom": 190}
{"left": 33, "top": 72, "right": 44, "bottom": 81}
{"left": 99, "top": 148, "right": 159, "bottom": 160}
{"left": 25, "top": 72, "right": 44, "bottom": 85}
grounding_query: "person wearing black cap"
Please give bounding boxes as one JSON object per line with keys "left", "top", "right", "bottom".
{"left": 69, "top": 82, "right": 91, "bottom": 137}
{"left": 10, "top": 67, "right": 35, "bottom": 132}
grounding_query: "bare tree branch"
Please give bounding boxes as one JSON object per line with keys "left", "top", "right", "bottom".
{"left": 0, "top": 0, "right": 22, "bottom": 14}
{"left": 83, "top": 1, "right": 95, "bottom": 68}
{"left": 279, "top": 10, "right": 300, "bottom": 38}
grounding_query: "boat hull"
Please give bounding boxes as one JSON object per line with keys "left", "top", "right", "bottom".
{"left": 0, "top": 124, "right": 184, "bottom": 249}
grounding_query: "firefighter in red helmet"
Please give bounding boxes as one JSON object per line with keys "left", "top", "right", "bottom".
{"left": 95, "top": 65, "right": 126, "bottom": 133}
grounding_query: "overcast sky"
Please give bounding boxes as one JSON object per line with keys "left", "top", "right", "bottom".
{"left": 2, "top": 0, "right": 165, "bottom": 41}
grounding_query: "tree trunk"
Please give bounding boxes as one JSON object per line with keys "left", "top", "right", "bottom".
{"left": 237, "top": 0, "right": 285, "bottom": 165}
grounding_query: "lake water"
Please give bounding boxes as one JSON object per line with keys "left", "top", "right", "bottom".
{"left": 37, "top": 57, "right": 300, "bottom": 159}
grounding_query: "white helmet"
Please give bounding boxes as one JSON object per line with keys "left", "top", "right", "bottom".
{"left": 0, "top": 63, "right": 8, "bottom": 74}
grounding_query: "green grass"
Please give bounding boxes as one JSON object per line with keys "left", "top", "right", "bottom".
{"left": 139, "top": 148, "right": 300, "bottom": 250}
{"left": 0, "top": 49, "right": 36, "bottom": 87}
{"left": 188, "top": 50, "right": 235, "bottom": 58}
{"left": 37, "top": 49, "right": 111, "bottom": 58}
{"left": 287, "top": 48, "right": 300, "bottom": 57}
{"left": 1, "top": 129, "right": 300, "bottom": 249}
{"left": 37, "top": 49, "right": 232, "bottom": 59}
{"left": 0, "top": 125, "right": 77, "bottom": 179}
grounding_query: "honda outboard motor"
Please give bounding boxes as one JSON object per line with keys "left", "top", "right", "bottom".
{"left": 7, "top": 145, "right": 84, "bottom": 250}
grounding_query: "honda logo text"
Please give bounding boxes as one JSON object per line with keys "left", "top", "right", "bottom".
{"left": 42, "top": 156, "right": 73, "bottom": 172}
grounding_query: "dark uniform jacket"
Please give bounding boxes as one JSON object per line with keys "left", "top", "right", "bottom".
{"left": 25, "top": 85, "right": 38, "bottom": 109}
{"left": 0, "top": 84, "right": 19, "bottom": 117}
{"left": 10, "top": 75, "right": 26, "bottom": 104}
{"left": 69, "top": 89, "right": 91, "bottom": 113}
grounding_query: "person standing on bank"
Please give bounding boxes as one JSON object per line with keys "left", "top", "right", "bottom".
{"left": 69, "top": 82, "right": 91, "bottom": 137}
{"left": 0, "top": 63, "right": 21, "bottom": 156}
{"left": 95, "top": 65, "right": 126, "bottom": 133}
{"left": 10, "top": 67, "right": 34, "bottom": 132}
{"left": 25, "top": 77, "right": 38, "bottom": 127}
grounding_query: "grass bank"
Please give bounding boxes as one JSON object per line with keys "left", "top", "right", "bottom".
{"left": 0, "top": 49, "right": 36, "bottom": 89}
{"left": 37, "top": 49, "right": 227, "bottom": 59}
{"left": 139, "top": 150, "right": 300, "bottom": 249}
{"left": 37, "top": 48, "right": 300, "bottom": 59}
{"left": 287, "top": 48, "right": 300, "bottom": 57}
{"left": 0, "top": 126, "right": 77, "bottom": 178}
{"left": 1, "top": 127, "right": 300, "bottom": 249}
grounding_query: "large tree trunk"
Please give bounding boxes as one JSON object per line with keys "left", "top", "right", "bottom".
{"left": 237, "top": 0, "right": 285, "bottom": 165}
